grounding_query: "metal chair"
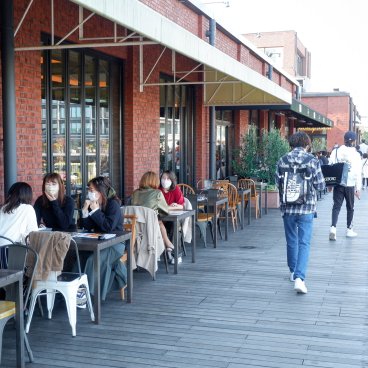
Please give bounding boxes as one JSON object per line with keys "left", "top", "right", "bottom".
{"left": 25, "top": 232, "right": 94, "bottom": 337}
{"left": 0, "top": 235, "right": 38, "bottom": 363}
{"left": 177, "top": 183, "right": 195, "bottom": 197}
{"left": 186, "top": 194, "right": 214, "bottom": 247}
{"left": 120, "top": 214, "right": 138, "bottom": 300}
{"left": 238, "top": 179, "right": 260, "bottom": 218}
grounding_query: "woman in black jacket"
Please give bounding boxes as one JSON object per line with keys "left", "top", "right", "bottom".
{"left": 81, "top": 176, "right": 125, "bottom": 301}
{"left": 34, "top": 172, "right": 76, "bottom": 231}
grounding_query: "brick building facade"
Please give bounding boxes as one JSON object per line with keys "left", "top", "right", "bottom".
{"left": 1, "top": 0, "right": 328, "bottom": 205}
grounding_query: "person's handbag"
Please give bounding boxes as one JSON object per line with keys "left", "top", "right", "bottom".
{"left": 321, "top": 147, "right": 349, "bottom": 187}
{"left": 321, "top": 162, "right": 349, "bottom": 187}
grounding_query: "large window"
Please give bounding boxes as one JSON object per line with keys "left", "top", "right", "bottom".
{"left": 41, "top": 47, "right": 121, "bottom": 206}
{"left": 216, "top": 110, "right": 234, "bottom": 179}
{"left": 159, "top": 77, "right": 195, "bottom": 185}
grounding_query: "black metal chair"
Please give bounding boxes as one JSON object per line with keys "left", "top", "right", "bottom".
{"left": 0, "top": 235, "right": 39, "bottom": 363}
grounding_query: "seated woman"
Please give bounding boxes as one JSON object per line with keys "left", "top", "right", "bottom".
{"left": 159, "top": 170, "right": 184, "bottom": 209}
{"left": 34, "top": 172, "right": 76, "bottom": 231}
{"left": 131, "top": 171, "right": 174, "bottom": 261}
{"left": 159, "top": 170, "right": 185, "bottom": 262}
{"left": 81, "top": 176, "right": 126, "bottom": 301}
{"left": 0, "top": 182, "right": 39, "bottom": 267}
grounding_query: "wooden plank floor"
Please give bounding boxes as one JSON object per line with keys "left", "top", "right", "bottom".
{"left": 3, "top": 190, "right": 368, "bottom": 367}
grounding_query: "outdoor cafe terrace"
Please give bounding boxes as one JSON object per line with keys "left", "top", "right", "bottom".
{"left": 3, "top": 190, "right": 368, "bottom": 368}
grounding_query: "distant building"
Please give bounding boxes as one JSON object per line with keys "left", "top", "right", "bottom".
{"left": 302, "top": 91, "right": 361, "bottom": 151}
{"left": 243, "top": 30, "right": 311, "bottom": 94}
{"left": 243, "top": 30, "right": 363, "bottom": 152}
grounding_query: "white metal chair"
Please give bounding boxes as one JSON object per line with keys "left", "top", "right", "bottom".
{"left": 25, "top": 232, "right": 94, "bottom": 337}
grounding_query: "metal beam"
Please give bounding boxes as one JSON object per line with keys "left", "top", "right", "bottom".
{"left": 15, "top": 40, "right": 157, "bottom": 51}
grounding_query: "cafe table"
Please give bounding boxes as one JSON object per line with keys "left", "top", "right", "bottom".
{"left": 193, "top": 190, "right": 229, "bottom": 248}
{"left": 73, "top": 231, "right": 132, "bottom": 324}
{"left": 255, "top": 182, "right": 268, "bottom": 217}
{"left": 160, "top": 209, "right": 196, "bottom": 274}
{"left": 0, "top": 269, "right": 24, "bottom": 367}
{"left": 238, "top": 188, "right": 251, "bottom": 228}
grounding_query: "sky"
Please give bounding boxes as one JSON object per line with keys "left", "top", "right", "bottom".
{"left": 202, "top": 0, "right": 368, "bottom": 118}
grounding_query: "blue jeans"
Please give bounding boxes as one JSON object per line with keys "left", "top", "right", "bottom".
{"left": 283, "top": 213, "right": 314, "bottom": 281}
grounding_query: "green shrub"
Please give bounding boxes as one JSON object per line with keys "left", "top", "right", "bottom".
{"left": 233, "top": 127, "right": 289, "bottom": 186}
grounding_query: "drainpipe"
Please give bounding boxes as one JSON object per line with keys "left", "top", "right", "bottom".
{"left": 206, "top": 18, "right": 216, "bottom": 179}
{"left": 1, "top": 0, "right": 17, "bottom": 195}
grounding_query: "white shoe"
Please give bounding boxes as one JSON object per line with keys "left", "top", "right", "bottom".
{"left": 170, "top": 256, "right": 182, "bottom": 265}
{"left": 346, "top": 228, "right": 357, "bottom": 237}
{"left": 294, "top": 278, "right": 308, "bottom": 294}
{"left": 289, "top": 272, "right": 294, "bottom": 282}
{"left": 329, "top": 226, "right": 336, "bottom": 241}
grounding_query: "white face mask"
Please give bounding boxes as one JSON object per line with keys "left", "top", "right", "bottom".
{"left": 45, "top": 183, "right": 59, "bottom": 196}
{"left": 161, "top": 179, "right": 172, "bottom": 189}
{"left": 87, "top": 191, "right": 100, "bottom": 201}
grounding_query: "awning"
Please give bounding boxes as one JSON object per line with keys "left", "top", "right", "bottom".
{"left": 216, "top": 98, "right": 333, "bottom": 128}
{"left": 70, "top": 0, "right": 292, "bottom": 106}
{"left": 289, "top": 99, "right": 333, "bottom": 128}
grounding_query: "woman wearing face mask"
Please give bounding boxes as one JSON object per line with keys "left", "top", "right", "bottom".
{"left": 81, "top": 176, "right": 126, "bottom": 301}
{"left": 34, "top": 172, "right": 76, "bottom": 231}
{"left": 131, "top": 171, "right": 176, "bottom": 259}
{"left": 159, "top": 170, "right": 185, "bottom": 262}
{"left": 159, "top": 170, "right": 184, "bottom": 210}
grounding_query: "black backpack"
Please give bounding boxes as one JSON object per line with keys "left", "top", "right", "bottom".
{"left": 278, "top": 155, "right": 314, "bottom": 205}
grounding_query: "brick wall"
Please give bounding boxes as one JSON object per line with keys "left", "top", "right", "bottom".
{"left": 0, "top": 0, "right": 297, "bottom": 203}
{"left": 302, "top": 95, "right": 350, "bottom": 151}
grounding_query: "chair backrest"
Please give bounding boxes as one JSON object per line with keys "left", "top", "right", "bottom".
{"left": 0, "top": 236, "right": 39, "bottom": 308}
{"left": 177, "top": 183, "right": 195, "bottom": 197}
{"left": 122, "top": 214, "right": 137, "bottom": 251}
{"left": 212, "top": 180, "right": 229, "bottom": 198}
{"left": 26, "top": 231, "right": 72, "bottom": 281}
{"left": 227, "top": 183, "right": 238, "bottom": 207}
{"left": 238, "top": 179, "right": 257, "bottom": 197}
{"left": 0, "top": 235, "right": 14, "bottom": 269}
{"left": 196, "top": 179, "right": 204, "bottom": 190}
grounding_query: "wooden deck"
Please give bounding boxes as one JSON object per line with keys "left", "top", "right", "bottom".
{"left": 3, "top": 190, "right": 368, "bottom": 367}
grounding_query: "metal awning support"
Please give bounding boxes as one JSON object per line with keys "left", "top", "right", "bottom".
{"left": 13, "top": 0, "right": 293, "bottom": 108}
{"left": 69, "top": 0, "right": 292, "bottom": 105}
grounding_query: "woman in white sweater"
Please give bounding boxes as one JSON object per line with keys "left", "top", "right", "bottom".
{"left": 0, "top": 182, "right": 38, "bottom": 247}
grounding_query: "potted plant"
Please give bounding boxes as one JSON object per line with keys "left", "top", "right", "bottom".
{"left": 259, "top": 128, "right": 289, "bottom": 207}
{"left": 232, "top": 125, "right": 260, "bottom": 180}
{"left": 233, "top": 127, "right": 289, "bottom": 208}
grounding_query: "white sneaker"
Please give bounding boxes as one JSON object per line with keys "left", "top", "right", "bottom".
{"left": 346, "top": 228, "right": 357, "bottom": 237}
{"left": 289, "top": 272, "right": 294, "bottom": 282}
{"left": 170, "top": 256, "right": 182, "bottom": 265}
{"left": 329, "top": 226, "right": 336, "bottom": 241}
{"left": 294, "top": 278, "right": 308, "bottom": 294}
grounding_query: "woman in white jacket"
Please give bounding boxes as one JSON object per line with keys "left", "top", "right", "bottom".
{"left": 0, "top": 182, "right": 38, "bottom": 247}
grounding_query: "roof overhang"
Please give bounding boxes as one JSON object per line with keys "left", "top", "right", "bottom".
{"left": 216, "top": 98, "right": 334, "bottom": 128}
{"left": 70, "top": 0, "right": 292, "bottom": 106}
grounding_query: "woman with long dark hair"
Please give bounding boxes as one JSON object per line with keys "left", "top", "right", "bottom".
{"left": 34, "top": 172, "right": 76, "bottom": 231}
{"left": 0, "top": 182, "right": 38, "bottom": 247}
{"left": 81, "top": 176, "right": 126, "bottom": 301}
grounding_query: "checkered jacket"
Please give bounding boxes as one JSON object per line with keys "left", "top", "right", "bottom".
{"left": 275, "top": 147, "right": 325, "bottom": 214}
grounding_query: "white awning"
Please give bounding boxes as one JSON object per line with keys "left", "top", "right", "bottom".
{"left": 70, "top": 0, "right": 292, "bottom": 106}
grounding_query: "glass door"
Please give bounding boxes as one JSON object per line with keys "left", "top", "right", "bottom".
{"left": 160, "top": 78, "right": 195, "bottom": 185}
{"left": 216, "top": 110, "right": 234, "bottom": 179}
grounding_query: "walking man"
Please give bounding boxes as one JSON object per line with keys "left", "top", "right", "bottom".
{"left": 276, "top": 132, "right": 325, "bottom": 294}
{"left": 329, "top": 131, "right": 361, "bottom": 240}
